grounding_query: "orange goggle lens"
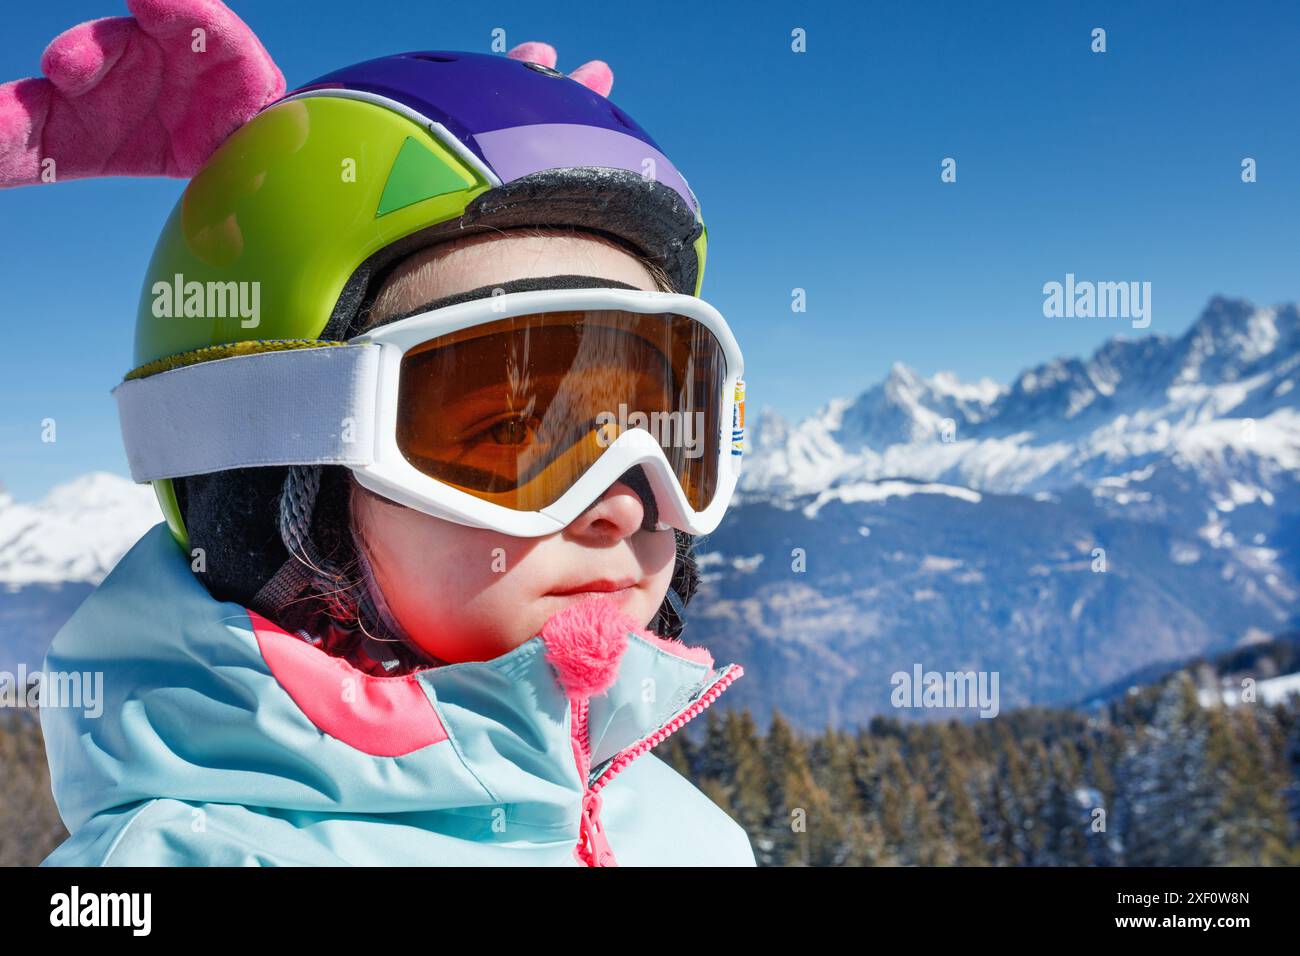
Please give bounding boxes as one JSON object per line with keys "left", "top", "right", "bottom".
{"left": 395, "top": 309, "right": 728, "bottom": 513}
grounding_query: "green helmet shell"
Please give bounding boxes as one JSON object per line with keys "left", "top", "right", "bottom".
{"left": 135, "top": 97, "right": 492, "bottom": 367}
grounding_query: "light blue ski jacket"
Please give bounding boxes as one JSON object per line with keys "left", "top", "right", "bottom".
{"left": 39, "top": 522, "right": 755, "bottom": 866}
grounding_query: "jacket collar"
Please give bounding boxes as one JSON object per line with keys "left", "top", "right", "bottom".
{"left": 41, "top": 522, "right": 740, "bottom": 837}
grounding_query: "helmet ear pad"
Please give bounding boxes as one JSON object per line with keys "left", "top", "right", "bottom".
{"left": 176, "top": 465, "right": 293, "bottom": 608}
{"left": 178, "top": 463, "right": 357, "bottom": 615}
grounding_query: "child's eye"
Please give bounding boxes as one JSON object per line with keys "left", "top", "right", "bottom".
{"left": 474, "top": 414, "right": 540, "bottom": 447}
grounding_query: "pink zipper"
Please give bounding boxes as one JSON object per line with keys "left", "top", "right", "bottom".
{"left": 570, "top": 697, "right": 618, "bottom": 866}
{"left": 568, "top": 663, "right": 743, "bottom": 867}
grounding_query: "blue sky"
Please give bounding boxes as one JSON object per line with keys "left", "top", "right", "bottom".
{"left": 2, "top": 0, "right": 1297, "bottom": 500}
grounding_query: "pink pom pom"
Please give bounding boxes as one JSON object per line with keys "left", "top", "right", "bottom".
{"left": 539, "top": 595, "right": 636, "bottom": 699}
{"left": 568, "top": 60, "right": 612, "bottom": 98}
{"left": 506, "top": 41, "right": 557, "bottom": 69}
{"left": 507, "top": 40, "right": 615, "bottom": 97}
{"left": 538, "top": 594, "right": 716, "bottom": 699}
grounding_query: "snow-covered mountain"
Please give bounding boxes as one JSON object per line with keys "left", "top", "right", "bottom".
{"left": 693, "top": 296, "right": 1300, "bottom": 730}
{"left": 0, "top": 474, "right": 161, "bottom": 674}
{"left": 0, "top": 472, "right": 162, "bottom": 587}
{"left": 742, "top": 296, "right": 1299, "bottom": 507}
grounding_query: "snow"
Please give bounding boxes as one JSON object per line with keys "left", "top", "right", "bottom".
{"left": 1214, "top": 480, "right": 1275, "bottom": 512}
{"left": 920, "top": 555, "right": 963, "bottom": 572}
{"left": 741, "top": 299, "right": 1300, "bottom": 505}
{"left": 929, "top": 370, "right": 1003, "bottom": 405}
{"left": 801, "top": 480, "right": 982, "bottom": 518}
{"left": 1198, "top": 672, "right": 1300, "bottom": 708}
{"left": 1094, "top": 486, "right": 1152, "bottom": 505}
{"left": 0, "top": 473, "right": 161, "bottom": 586}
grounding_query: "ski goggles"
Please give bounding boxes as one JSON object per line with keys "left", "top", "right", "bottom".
{"left": 115, "top": 287, "right": 746, "bottom": 537}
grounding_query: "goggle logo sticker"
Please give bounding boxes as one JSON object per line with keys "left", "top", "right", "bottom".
{"left": 731, "top": 379, "right": 745, "bottom": 456}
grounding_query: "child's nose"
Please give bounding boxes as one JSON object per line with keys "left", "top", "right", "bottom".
{"left": 567, "top": 465, "right": 661, "bottom": 540}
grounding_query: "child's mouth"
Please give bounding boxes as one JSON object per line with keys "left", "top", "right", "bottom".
{"left": 546, "top": 578, "right": 638, "bottom": 599}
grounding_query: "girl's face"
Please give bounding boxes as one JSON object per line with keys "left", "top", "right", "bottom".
{"left": 349, "top": 229, "right": 679, "bottom": 664}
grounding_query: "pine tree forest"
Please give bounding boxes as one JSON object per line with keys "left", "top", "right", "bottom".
{"left": 661, "top": 673, "right": 1300, "bottom": 867}
{"left": 3, "top": 670, "right": 1298, "bottom": 866}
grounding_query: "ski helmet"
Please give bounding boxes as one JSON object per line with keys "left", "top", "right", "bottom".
{"left": 130, "top": 45, "right": 709, "bottom": 635}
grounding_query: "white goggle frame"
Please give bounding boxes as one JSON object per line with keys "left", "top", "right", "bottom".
{"left": 114, "top": 287, "right": 746, "bottom": 537}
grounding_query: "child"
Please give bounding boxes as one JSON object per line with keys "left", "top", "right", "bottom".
{"left": 5, "top": 0, "right": 752, "bottom": 866}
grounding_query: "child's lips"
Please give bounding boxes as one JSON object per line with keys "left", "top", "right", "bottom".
{"left": 546, "top": 577, "right": 638, "bottom": 598}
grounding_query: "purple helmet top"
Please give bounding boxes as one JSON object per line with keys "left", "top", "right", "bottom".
{"left": 279, "top": 51, "right": 698, "bottom": 215}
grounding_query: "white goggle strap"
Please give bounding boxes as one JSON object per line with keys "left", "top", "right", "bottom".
{"left": 112, "top": 345, "right": 381, "bottom": 482}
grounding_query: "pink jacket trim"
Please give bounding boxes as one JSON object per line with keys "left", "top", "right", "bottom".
{"left": 247, "top": 609, "right": 448, "bottom": 758}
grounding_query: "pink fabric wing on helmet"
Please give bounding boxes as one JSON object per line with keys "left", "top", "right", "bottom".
{"left": 0, "top": 0, "right": 284, "bottom": 188}
{"left": 507, "top": 40, "right": 614, "bottom": 98}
